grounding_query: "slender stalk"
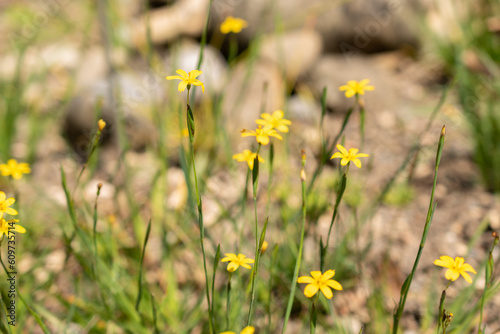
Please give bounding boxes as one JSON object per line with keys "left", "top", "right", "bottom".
{"left": 226, "top": 273, "right": 234, "bottom": 330}
{"left": 356, "top": 94, "right": 366, "bottom": 148}
{"left": 247, "top": 143, "right": 262, "bottom": 325}
{"left": 92, "top": 183, "right": 103, "bottom": 278}
{"left": 282, "top": 150, "right": 307, "bottom": 333}
{"left": 321, "top": 166, "right": 348, "bottom": 271}
{"left": 186, "top": 88, "right": 214, "bottom": 333}
{"left": 392, "top": 126, "right": 446, "bottom": 334}
{"left": 310, "top": 294, "right": 319, "bottom": 334}
{"left": 478, "top": 232, "right": 499, "bottom": 333}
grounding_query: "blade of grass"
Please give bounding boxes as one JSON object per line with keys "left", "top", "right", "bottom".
{"left": 392, "top": 126, "right": 446, "bottom": 334}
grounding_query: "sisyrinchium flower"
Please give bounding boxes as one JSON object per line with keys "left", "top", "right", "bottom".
{"left": 339, "top": 79, "right": 375, "bottom": 98}
{"left": 220, "top": 326, "right": 255, "bottom": 334}
{"left": 232, "top": 150, "right": 264, "bottom": 170}
{"left": 330, "top": 144, "right": 369, "bottom": 168}
{"left": 0, "top": 159, "right": 31, "bottom": 180}
{"left": 298, "top": 269, "right": 343, "bottom": 299}
{"left": 255, "top": 110, "right": 292, "bottom": 133}
{"left": 241, "top": 126, "right": 282, "bottom": 145}
{"left": 221, "top": 253, "right": 254, "bottom": 272}
{"left": 434, "top": 255, "right": 477, "bottom": 284}
{"left": 0, "top": 192, "right": 17, "bottom": 217}
{"left": 0, "top": 217, "right": 26, "bottom": 239}
{"left": 220, "top": 16, "right": 248, "bottom": 34}
{"left": 166, "top": 69, "right": 205, "bottom": 93}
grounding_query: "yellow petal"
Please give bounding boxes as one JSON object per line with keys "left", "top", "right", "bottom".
{"left": 166, "top": 75, "right": 183, "bottom": 80}
{"left": 178, "top": 81, "right": 188, "bottom": 92}
{"left": 310, "top": 271, "right": 322, "bottom": 279}
{"left": 298, "top": 276, "right": 314, "bottom": 283}
{"left": 434, "top": 256, "right": 454, "bottom": 268}
{"left": 319, "top": 285, "right": 333, "bottom": 299}
{"left": 322, "top": 270, "right": 335, "bottom": 280}
{"left": 175, "top": 69, "right": 188, "bottom": 78}
{"left": 273, "top": 110, "right": 284, "bottom": 119}
{"left": 326, "top": 279, "right": 343, "bottom": 291}
{"left": 241, "top": 326, "right": 255, "bottom": 334}
{"left": 189, "top": 70, "right": 202, "bottom": 79}
{"left": 353, "top": 159, "right": 362, "bottom": 168}
{"left": 461, "top": 271, "right": 473, "bottom": 284}
{"left": 445, "top": 269, "right": 460, "bottom": 281}
{"left": 227, "top": 262, "right": 239, "bottom": 272}
{"left": 331, "top": 152, "right": 344, "bottom": 159}
{"left": 303, "top": 283, "right": 319, "bottom": 298}
{"left": 336, "top": 144, "right": 348, "bottom": 156}
{"left": 15, "top": 224, "right": 26, "bottom": 233}
{"left": 0, "top": 192, "right": 5, "bottom": 202}
{"left": 461, "top": 263, "right": 476, "bottom": 274}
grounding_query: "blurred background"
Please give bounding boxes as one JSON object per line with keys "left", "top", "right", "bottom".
{"left": 0, "top": 0, "right": 499, "bottom": 333}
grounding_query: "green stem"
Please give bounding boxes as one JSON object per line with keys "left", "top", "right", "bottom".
{"left": 186, "top": 88, "right": 214, "bottom": 334}
{"left": 321, "top": 167, "right": 348, "bottom": 271}
{"left": 310, "top": 294, "right": 319, "bottom": 334}
{"left": 226, "top": 273, "right": 233, "bottom": 330}
{"left": 392, "top": 126, "right": 446, "bottom": 334}
{"left": 478, "top": 232, "right": 499, "bottom": 334}
{"left": 282, "top": 151, "right": 307, "bottom": 333}
{"left": 247, "top": 143, "right": 262, "bottom": 325}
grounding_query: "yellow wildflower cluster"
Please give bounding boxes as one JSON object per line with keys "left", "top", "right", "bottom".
{"left": 234, "top": 110, "right": 291, "bottom": 169}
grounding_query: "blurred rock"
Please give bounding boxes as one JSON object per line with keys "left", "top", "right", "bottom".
{"left": 259, "top": 29, "right": 322, "bottom": 82}
{"left": 64, "top": 72, "right": 163, "bottom": 159}
{"left": 164, "top": 39, "right": 228, "bottom": 95}
{"left": 211, "top": 0, "right": 418, "bottom": 54}
{"left": 287, "top": 93, "right": 321, "bottom": 124}
{"left": 222, "top": 59, "right": 285, "bottom": 129}
{"left": 130, "top": 0, "right": 209, "bottom": 47}
{"left": 306, "top": 54, "right": 397, "bottom": 114}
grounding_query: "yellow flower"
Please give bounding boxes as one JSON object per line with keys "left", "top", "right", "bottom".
{"left": 434, "top": 255, "right": 477, "bottom": 284}
{"left": 220, "top": 16, "right": 248, "bottom": 34}
{"left": 232, "top": 150, "right": 264, "bottom": 170}
{"left": 0, "top": 159, "right": 31, "bottom": 180}
{"left": 166, "top": 69, "right": 205, "bottom": 93}
{"left": 221, "top": 253, "right": 254, "bottom": 272}
{"left": 220, "top": 326, "right": 255, "bottom": 334}
{"left": 330, "top": 144, "right": 369, "bottom": 168}
{"left": 298, "top": 270, "right": 343, "bottom": 299}
{"left": 0, "top": 192, "right": 17, "bottom": 216}
{"left": 241, "top": 126, "right": 282, "bottom": 145}
{"left": 0, "top": 217, "right": 26, "bottom": 239}
{"left": 339, "top": 79, "right": 375, "bottom": 98}
{"left": 255, "top": 110, "right": 292, "bottom": 133}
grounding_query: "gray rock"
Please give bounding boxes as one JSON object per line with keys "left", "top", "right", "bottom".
{"left": 258, "top": 29, "right": 323, "bottom": 82}
{"left": 306, "top": 54, "right": 397, "bottom": 114}
{"left": 222, "top": 59, "right": 285, "bottom": 130}
{"left": 64, "top": 72, "right": 163, "bottom": 159}
{"left": 210, "top": 0, "right": 419, "bottom": 54}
